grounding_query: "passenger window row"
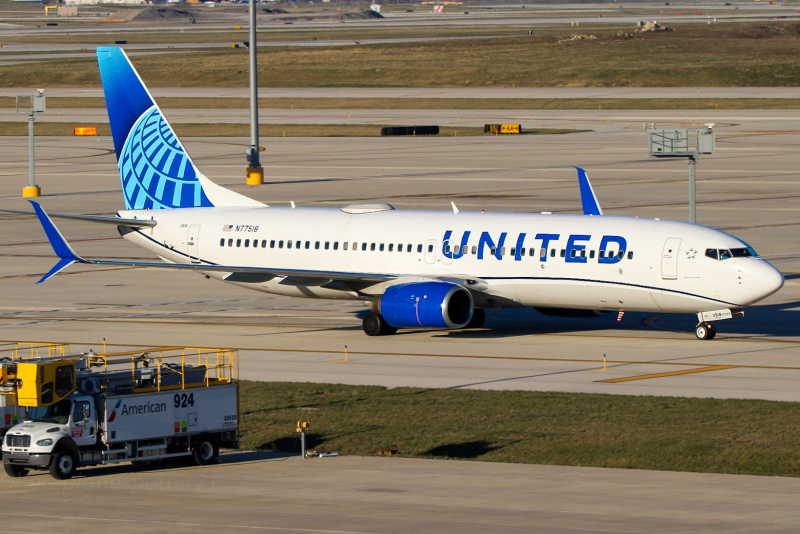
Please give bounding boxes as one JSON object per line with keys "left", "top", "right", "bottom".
{"left": 218, "top": 238, "right": 634, "bottom": 261}
{"left": 445, "top": 244, "right": 634, "bottom": 261}
{"left": 219, "top": 238, "right": 427, "bottom": 253}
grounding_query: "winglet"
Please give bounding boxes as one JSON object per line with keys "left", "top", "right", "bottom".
{"left": 575, "top": 167, "right": 603, "bottom": 216}
{"left": 28, "top": 200, "right": 86, "bottom": 283}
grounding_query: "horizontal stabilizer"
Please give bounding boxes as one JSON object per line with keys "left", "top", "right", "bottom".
{"left": 0, "top": 208, "right": 156, "bottom": 228}
{"left": 28, "top": 201, "right": 88, "bottom": 284}
{"left": 575, "top": 167, "right": 603, "bottom": 216}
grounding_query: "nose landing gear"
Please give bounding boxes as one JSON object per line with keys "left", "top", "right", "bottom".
{"left": 695, "top": 322, "right": 717, "bottom": 340}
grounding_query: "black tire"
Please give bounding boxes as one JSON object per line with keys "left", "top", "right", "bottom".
{"left": 192, "top": 435, "right": 219, "bottom": 466}
{"left": 363, "top": 312, "right": 397, "bottom": 336}
{"left": 49, "top": 450, "right": 78, "bottom": 480}
{"left": 707, "top": 323, "right": 717, "bottom": 340}
{"left": 465, "top": 308, "right": 486, "bottom": 329}
{"left": 4, "top": 463, "right": 29, "bottom": 478}
{"left": 695, "top": 323, "right": 715, "bottom": 341}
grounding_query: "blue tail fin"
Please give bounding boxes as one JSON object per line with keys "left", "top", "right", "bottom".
{"left": 97, "top": 47, "right": 253, "bottom": 211}
{"left": 575, "top": 167, "right": 603, "bottom": 216}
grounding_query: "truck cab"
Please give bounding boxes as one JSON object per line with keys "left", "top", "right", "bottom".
{"left": 3, "top": 394, "right": 97, "bottom": 479}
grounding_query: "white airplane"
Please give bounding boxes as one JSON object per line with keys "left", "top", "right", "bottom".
{"left": 14, "top": 47, "right": 785, "bottom": 340}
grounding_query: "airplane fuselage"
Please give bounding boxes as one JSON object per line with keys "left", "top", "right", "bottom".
{"left": 119, "top": 205, "right": 784, "bottom": 315}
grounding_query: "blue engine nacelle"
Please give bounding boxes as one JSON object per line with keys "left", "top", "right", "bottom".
{"left": 378, "top": 281, "right": 473, "bottom": 329}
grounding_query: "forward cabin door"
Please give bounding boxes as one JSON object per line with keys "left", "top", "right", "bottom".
{"left": 661, "top": 238, "right": 681, "bottom": 280}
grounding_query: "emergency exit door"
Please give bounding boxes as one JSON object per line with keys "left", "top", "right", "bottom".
{"left": 187, "top": 225, "right": 201, "bottom": 263}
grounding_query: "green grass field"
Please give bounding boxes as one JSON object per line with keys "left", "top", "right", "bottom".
{"left": 2, "top": 22, "right": 799, "bottom": 88}
{"left": 239, "top": 381, "right": 800, "bottom": 477}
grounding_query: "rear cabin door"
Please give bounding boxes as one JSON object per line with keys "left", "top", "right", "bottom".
{"left": 661, "top": 238, "right": 681, "bottom": 280}
{"left": 187, "top": 225, "right": 201, "bottom": 263}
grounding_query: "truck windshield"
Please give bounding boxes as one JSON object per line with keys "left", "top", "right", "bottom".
{"left": 27, "top": 399, "right": 71, "bottom": 424}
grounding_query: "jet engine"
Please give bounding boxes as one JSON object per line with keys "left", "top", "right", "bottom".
{"left": 378, "top": 282, "right": 473, "bottom": 329}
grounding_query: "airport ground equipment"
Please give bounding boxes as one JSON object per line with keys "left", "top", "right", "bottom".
{"left": 2, "top": 347, "right": 238, "bottom": 479}
{"left": 1, "top": 343, "right": 74, "bottom": 451}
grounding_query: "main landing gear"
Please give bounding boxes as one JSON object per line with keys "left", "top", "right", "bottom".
{"left": 363, "top": 312, "right": 398, "bottom": 336}
{"left": 695, "top": 322, "right": 717, "bottom": 340}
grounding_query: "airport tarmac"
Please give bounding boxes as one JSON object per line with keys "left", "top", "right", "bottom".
{"left": 1, "top": 452, "right": 799, "bottom": 534}
{"left": 0, "top": 106, "right": 797, "bottom": 401}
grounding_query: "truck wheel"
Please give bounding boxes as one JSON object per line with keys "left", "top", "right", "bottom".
{"left": 4, "top": 463, "right": 29, "bottom": 477}
{"left": 49, "top": 450, "right": 78, "bottom": 480}
{"left": 192, "top": 435, "right": 219, "bottom": 466}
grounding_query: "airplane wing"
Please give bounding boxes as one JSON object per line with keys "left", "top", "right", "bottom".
{"left": 28, "top": 201, "right": 396, "bottom": 285}
{"left": 0, "top": 208, "right": 156, "bottom": 228}
{"left": 575, "top": 167, "right": 603, "bottom": 216}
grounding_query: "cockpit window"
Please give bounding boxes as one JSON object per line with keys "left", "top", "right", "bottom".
{"left": 707, "top": 247, "right": 758, "bottom": 261}
{"left": 731, "top": 247, "right": 756, "bottom": 258}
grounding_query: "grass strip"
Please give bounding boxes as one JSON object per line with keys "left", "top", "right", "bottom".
{"left": 240, "top": 381, "right": 800, "bottom": 477}
{"left": 4, "top": 97, "right": 800, "bottom": 111}
{"left": 0, "top": 122, "right": 580, "bottom": 137}
{"left": 2, "top": 23, "right": 799, "bottom": 88}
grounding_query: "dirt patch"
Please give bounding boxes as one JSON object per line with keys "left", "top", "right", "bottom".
{"left": 734, "top": 23, "right": 800, "bottom": 39}
{"left": 130, "top": 8, "right": 199, "bottom": 23}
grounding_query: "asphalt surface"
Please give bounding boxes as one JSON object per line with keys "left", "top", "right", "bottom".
{"left": 0, "top": 106, "right": 797, "bottom": 401}
{"left": 1, "top": 453, "right": 799, "bottom": 534}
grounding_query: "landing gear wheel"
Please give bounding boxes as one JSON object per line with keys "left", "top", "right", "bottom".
{"left": 695, "top": 322, "right": 716, "bottom": 340}
{"left": 192, "top": 435, "right": 219, "bottom": 466}
{"left": 4, "top": 463, "right": 29, "bottom": 477}
{"left": 363, "top": 312, "right": 398, "bottom": 336}
{"left": 465, "top": 308, "right": 486, "bottom": 329}
{"left": 49, "top": 450, "right": 77, "bottom": 480}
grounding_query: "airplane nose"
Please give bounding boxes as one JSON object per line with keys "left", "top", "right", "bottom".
{"left": 749, "top": 262, "right": 784, "bottom": 303}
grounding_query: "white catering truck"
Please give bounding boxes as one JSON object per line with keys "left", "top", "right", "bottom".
{"left": 2, "top": 349, "right": 239, "bottom": 479}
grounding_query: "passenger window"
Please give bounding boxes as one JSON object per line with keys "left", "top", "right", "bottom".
{"left": 270, "top": 240, "right": 275, "bottom": 248}
{"left": 333, "top": 242, "right": 339, "bottom": 250}
{"left": 305, "top": 241, "right": 310, "bottom": 249}
{"left": 262, "top": 240, "right": 267, "bottom": 248}
{"left": 220, "top": 238, "right": 224, "bottom": 247}
{"left": 550, "top": 249, "right": 556, "bottom": 258}
{"left": 580, "top": 250, "right": 586, "bottom": 258}
{"left": 509, "top": 248, "right": 515, "bottom": 256}
{"left": 599, "top": 250, "right": 605, "bottom": 259}
{"left": 418, "top": 245, "right": 423, "bottom": 253}
{"left": 315, "top": 242, "right": 320, "bottom": 250}
{"left": 540, "top": 249, "right": 546, "bottom": 259}
{"left": 560, "top": 249, "right": 565, "bottom": 258}
{"left": 519, "top": 248, "right": 525, "bottom": 257}
{"left": 279, "top": 240, "right": 284, "bottom": 249}
{"left": 445, "top": 244, "right": 451, "bottom": 254}
{"left": 389, "top": 244, "right": 394, "bottom": 252}
{"left": 228, "top": 239, "right": 233, "bottom": 247}
{"left": 343, "top": 242, "right": 348, "bottom": 250}
{"left": 618, "top": 251, "right": 624, "bottom": 260}
{"left": 590, "top": 250, "right": 595, "bottom": 259}
{"left": 379, "top": 244, "right": 384, "bottom": 252}
{"left": 236, "top": 239, "right": 241, "bottom": 247}
{"left": 398, "top": 244, "right": 403, "bottom": 252}
{"left": 570, "top": 250, "right": 576, "bottom": 258}
{"left": 253, "top": 240, "right": 258, "bottom": 248}
{"left": 490, "top": 247, "right": 496, "bottom": 255}
{"left": 472, "top": 246, "right": 478, "bottom": 255}
{"left": 428, "top": 244, "right": 434, "bottom": 253}
{"left": 362, "top": 243, "right": 368, "bottom": 251}
{"left": 287, "top": 241, "right": 292, "bottom": 249}
{"left": 325, "top": 242, "right": 330, "bottom": 250}
{"left": 245, "top": 239, "right": 250, "bottom": 247}
{"left": 627, "top": 251, "right": 633, "bottom": 260}
{"left": 452, "top": 245, "right": 458, "bottom": 254}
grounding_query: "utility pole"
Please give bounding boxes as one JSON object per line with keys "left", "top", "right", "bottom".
{"left": 246, "top": 0, "right": 263, "bottom": 185}
{"left": 17, "top": 90, "right": 46, "bottom": 198}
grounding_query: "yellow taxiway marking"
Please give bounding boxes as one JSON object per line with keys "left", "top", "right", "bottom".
{"left": 598, "top": 365, "right": 736, "bottom": 383}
